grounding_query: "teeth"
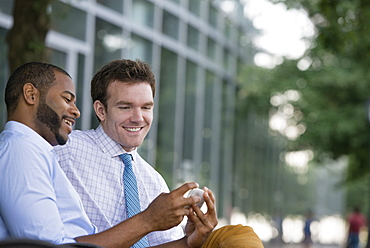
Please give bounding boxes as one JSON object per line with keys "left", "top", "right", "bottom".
{"left": 125, "top": 127, "right": 141, "bottom": 132}
{"left": 64, "top": 119, "right": 72, "bottom": 126}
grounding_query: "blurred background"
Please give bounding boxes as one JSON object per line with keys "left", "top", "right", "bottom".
{"left": 0, "top": 0, "right": 369, "bottom": 247}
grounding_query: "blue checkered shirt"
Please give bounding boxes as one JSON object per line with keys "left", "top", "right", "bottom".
{"left": 54, "top": 125, "right": 184, "bottom": 246}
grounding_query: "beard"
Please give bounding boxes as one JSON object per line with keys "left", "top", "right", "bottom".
{"left": 36, "top": 100, "right": 67, "bottom": 145}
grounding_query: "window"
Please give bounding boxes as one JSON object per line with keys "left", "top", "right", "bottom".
{"left": 51, "top": 1, "right": 87, "bottom": 41}
{"left": 188, "top": 0, "right": 201, "bottom": 17}
{"left": 187, "top": 25, "right": 200, "bottom": 51}
{"left": 132, "top": 0, "right": 154, "bottom": 28}
{"left": 94, "top": 18, "right": 123, "bottom": 72}
{"left": 75, "top": 53, "right": 86, "bottom": 130}
{"left": 225, "top": 19, "right": 232, "bottom": 40}
{"left": 49, "top": 49, "right": 67, "bottom": 70}
{"left": 181, "top": 61, "right": 198, "bottom": 177}
{"left": 207, "top": 38, "right": 216, "bottom": 60}
{"left": 162, "top": 11, "right": 179, "bottom": 40}
{"left": 130, "top": 35, "right": 153, "bottom": 64}
{"left": 209, "top": 5, "right": 218, "bottom": 29}
{"left": 92, "top": 18, "right": 123, "bottom": 128}
{"left": 201, "top": 71, "right": 216, "bottom": 186}
{"left": 156, "top": 48, "right": 178, "bottom": 186}
{"left": 96, "top": 0, "right": 123, "bottom": 13}
{"left": 168, "top": 0, "right": 180, "bottom": 4}
{"left": 0, "top": 0, "right": 13, "bottom": 15}
{"left": 225, "top": 50, "right": 237, "bottom": 73}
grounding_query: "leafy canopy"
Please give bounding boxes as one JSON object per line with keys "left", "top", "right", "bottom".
{"left": 238, "top": 0, "right": 370, "bottom": 182}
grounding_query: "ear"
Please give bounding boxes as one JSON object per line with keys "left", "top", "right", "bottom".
{"left": 23, "top": 83, "right": 38, "bottom": 105}
{"left": 93, "top": 100, "right": 106, "bottom": 122}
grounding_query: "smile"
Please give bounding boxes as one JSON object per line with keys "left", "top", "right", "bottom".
{"left": 124, "top": 127, "right": 141, "bottom": 132}
{"left": 63, "top": 118, "right": 75, "bottom": 127}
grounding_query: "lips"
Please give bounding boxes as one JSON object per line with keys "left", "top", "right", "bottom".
{"left": 63, "top": 117, "right": 76, "bottom": 133}
{"left": 124, "top": 127, "right": 142, "bottom": 132}
{"left": 63, "top": 116, "right": 76, "bottom": 126}
{"left": 64, "top": 119, "right": 74, "bottom": 126}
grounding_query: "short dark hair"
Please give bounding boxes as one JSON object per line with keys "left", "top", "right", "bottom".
{"left": 91, "top": 59, "right": 156, "bottom": 112}
{"left": 5, "top": 62, "right": 71, "bottom": 116}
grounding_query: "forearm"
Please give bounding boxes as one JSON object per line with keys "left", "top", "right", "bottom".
{"left": 149, "top": 237, "right": 188, "bottom": 248}
{"left": 75, "top": 182, "right": 205, "bottom": 248}
{"left": 75, "top": 212, "right": 154, "bottom": 248}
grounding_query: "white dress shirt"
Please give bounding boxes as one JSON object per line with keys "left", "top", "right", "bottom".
{"left": 0, "top": 121, "right": 97, "bottom": 244}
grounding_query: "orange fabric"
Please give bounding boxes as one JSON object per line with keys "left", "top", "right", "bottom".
{"left": 202, "top": 224, "right": 264, "bottom": 248}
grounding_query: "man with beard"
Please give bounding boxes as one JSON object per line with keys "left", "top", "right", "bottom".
{"left": 0, "top": 62, "right": 216, "bottom": 248}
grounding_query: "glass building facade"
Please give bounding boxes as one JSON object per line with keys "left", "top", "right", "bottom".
{"left": 0, "top": 0, "right": 268, "bottom": 220}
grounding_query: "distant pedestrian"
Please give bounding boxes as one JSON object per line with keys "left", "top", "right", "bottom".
{"left": 272, "top": 211, "right": 284, "bottom": 243}
{"left": 347, "top": 206, "right": 367, "bottom": 248}
{"left": 302, "top": 209, "right": 314, "bottom": 248}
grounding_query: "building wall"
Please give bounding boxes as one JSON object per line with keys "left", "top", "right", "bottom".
{"left": 0, "top": 0, "right": 256, "bottom": 219}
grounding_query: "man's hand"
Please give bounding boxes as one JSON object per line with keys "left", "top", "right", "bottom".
{"left": 142, "top": 182, "right": 201, "bottom": 232}
{"left": 184, "top": 187, "right": 218, "bottom": 248}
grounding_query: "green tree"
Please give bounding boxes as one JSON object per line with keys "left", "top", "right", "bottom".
{"left": 239, "top": 0, "right": 370, "bottom": 183}
{"left": 6, "top": 0, "right": 52, "bottom": 73}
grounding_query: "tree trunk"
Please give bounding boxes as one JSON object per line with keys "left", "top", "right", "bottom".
{"left": 6, "top": 0, "right": 52, "bottom": 74}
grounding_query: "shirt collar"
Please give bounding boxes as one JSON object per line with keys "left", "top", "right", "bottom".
{"left": 95, "top": 124, "right": 138, "bottom": 159}
{"left": 5, "top": 121, "right": 54, "bottom": 152}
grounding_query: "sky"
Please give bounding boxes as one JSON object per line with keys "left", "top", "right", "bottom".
{"left": 240, "top": 0, "right": 316, "bottom": 68}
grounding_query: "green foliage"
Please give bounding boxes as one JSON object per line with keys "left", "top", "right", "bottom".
{"left": 238, "top": 0, "right": 370, "bottom": 183}
{"left": 6, "top": 0, "right": 52, "bottom": 73}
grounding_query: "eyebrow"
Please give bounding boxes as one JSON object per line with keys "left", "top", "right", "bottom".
{"left": 116, "top": 101, "right": 154, "bottom": 106}
{"left": 62, "top": 90, "right": 76, "bottom": 99}
{"left": 143, "top": 101, "right": 154, "bottom": 106}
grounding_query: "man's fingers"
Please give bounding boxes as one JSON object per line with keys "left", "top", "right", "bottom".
{"left": 158, "top": 182, "right": 201, "bottom": 210}
{"left": 191, "top": 204, "right": 205, "bottom": 219}
{"left": 204, "top": 187, "right": 215, "bottom": 204}
{"left": 203, "top": 187, "right": 216, "bottom": 215}
{"left": 188, "top": 207, "right": 203, "bottom": 225}
{"left": 203, "top": 192, "right": 214, "bottom": 211}
{"left": 171, "top": 182, "right": 199, "bottom": 196}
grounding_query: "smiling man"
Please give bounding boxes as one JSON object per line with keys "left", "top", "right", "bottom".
{"left": 0, "top": 62, "right": 94, "bottom": 243}
{"left": 55, "top": 59, "right": 219, "bottom": 246}
{"left": 54, "top": 59, "right": 264, "bottom": 248}
{"left": 0, "top": 62, "right": 216, "bottom": 248}
{"left": 93, "top": 80, "right": 154, "bottom": 151}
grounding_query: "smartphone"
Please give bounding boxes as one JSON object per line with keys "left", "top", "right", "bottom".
{"left": 185, "top": 188, "right": 205, "bottom": 209}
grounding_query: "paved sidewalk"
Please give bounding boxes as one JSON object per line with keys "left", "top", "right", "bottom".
{"left": 263, "top": 242, "right": 342, "bottom": 248}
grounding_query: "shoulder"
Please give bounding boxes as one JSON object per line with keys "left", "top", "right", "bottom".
{"left": 0, "top": 131, "right": 56, "bottom": 179}
{"left": 55, "top": 129, "right": 97, "bottom": 151}
{"left": 54, "top": 129, "right": 100, "bottom": 164}
{"left": 1, "top": 130, "right": 52, "bottom": 160}
{"left": 69, "top": 129, "right": 97, "bottom": 144}
{"left": 0, "top": 129, "right": 26, "bottom": 149}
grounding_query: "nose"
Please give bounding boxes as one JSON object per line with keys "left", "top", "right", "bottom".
{"left": 71, "top": 104, "right": 81, "bottom": 119}
{"left": 130, "top": 108, "right": 144, "bottom": 122}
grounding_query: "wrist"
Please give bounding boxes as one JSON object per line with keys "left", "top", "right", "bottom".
{"left": 136, "top": 210, "right": 157, "bottom": 233}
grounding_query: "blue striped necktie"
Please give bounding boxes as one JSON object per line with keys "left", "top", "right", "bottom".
{"left": 119, "top": 153, "right": 149, "bottom": 248}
